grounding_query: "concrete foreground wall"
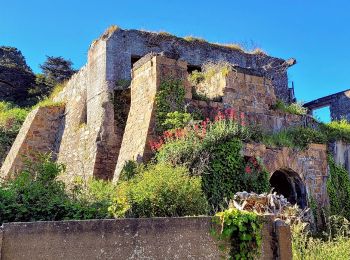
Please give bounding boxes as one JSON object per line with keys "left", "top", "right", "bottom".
{"left": 0, "top": 217, "right": 292, "bottom": 260}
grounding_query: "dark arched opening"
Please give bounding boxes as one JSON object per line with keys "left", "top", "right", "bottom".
{"left": 270, "top": 169, "right": 307, "bottom": 209}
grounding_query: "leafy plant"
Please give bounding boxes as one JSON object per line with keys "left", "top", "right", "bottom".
{"left": 154, "top": 109, "right": 249, "bottom": 166}
{"left": 162, "top": 111, "right": 192, "bottom": 130}
{"left": 272, "top": 99, "right": 307, "bottom": 115}
{"left": 155, "top": 79, "right": 186, "bottom": 134}
{"left": 203, "top": 140, "right": 270, "bottom": 212}
{"left": 261, "top": 126, "right": 327, "bottom": 150}
{"left": 322, "top": 119, "right": 350, "bottom": 143}
{"left": 327, "top": 156, "right": 350, "bottom": 220}
{"left": 213, "top": 208, "right": 262, "bottom": 259}
{"left": 0, "top": 155, "right": 111, "bottom": 224}
{"left": 0, "top": 102, "right": 29, "bottom": 163}
{"left": 188, "top": 70, "right": 205, "bottom": 85}
{"left": 109, "top": 163, "right": 208, "bottom": 218}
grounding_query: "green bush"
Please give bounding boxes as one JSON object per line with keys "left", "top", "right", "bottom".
{"left": 213, "top": 208, "right": 262, "bottom": 259}
{"left": 203, "top": 139, "right": 269, "bottom": 212}
{"left": 322, "top": 119, "right": 350, "bottom": 143}
{"left": 153, "top": 112, "right": 269, "bottom": 212}
{"left": 327, "top": 156, "right": 350, "bottom": 220}
{"left": 272, "top": 99, "right": 307, "bottom": 115}
{"left": 0, "top": 102, "right": 29, "bottom": 163}
{"left": 261, "top": 127, "right": 327, "bottom": 149}
{"left": 0, "top": 155, "right": 111, "bottom": 224}
{"left": 156, "top": 110, "right": 250, "bottom": 166}
{"left": 109, "top": 163, "right": 208, "bottom": 218}
{"left": 162, "top": 111, "right": 192, "bottom": 130}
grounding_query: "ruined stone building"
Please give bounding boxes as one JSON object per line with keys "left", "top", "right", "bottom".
{"left": 2, "top": 26, "right": 349, "bottom": 210}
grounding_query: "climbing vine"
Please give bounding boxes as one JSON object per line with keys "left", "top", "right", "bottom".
{"left": 213, "top": 208, "right": 262, "bottom": 259}
{"left": 327, "top": 156, "right": 350, "bottom": 220}
{"left": 155, "top": 79, "right": 187, "bottom": 134}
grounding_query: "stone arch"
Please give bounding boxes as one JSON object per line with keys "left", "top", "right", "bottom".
{"left": 270, "top": 168, "right": 307, "bottom": 209}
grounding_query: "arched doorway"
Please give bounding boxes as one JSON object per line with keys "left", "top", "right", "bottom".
{"left": 270, "top": 169, "right": 307, "bottom": 208}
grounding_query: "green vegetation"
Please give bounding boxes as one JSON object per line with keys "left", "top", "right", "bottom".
{"left": 188, "top": 61, "right": 232, "bottom": 85}
{"left": 259, "top": 119, "right": 350, "bottom": 150}
{"left": 0, "top": 102, "right": 29, "bottom": 162}
{"left": 213, "top": 208, "right": 262, "bottom": 259}
{"left": 153, "top": 110, "right": 269, "bottom": 211}
{"left": 292, "top": 221, "right": 350, "bottom": 260}
{"left": 261, "top": 126, "right": 327, "bottom": 149}
{"left": 323, "top": 119, "right": 350, "bottom": 143}
{"left": 155, "top": 79, "right": 187, "bottom": 134}
{"left": 162, "top": 111, "right": 192, "bottom": 130}
{"left": 327, "top": 156, "right": 350, "bottom": 220}
{"left": 183, "top": 36, "right": 207, "bottom": 43}
{"left": 0, "top": 155, "right": 114, "bottom": 224}
{"left": 203, "top": 139, "right": 269, "bottom": 212}
{"left": 115, "top": 79, "right": 131, "bottom": 88}
{"left": 215, "top": 43, "right": 245, "bottom": 52}
{"left": 108, "top": 163, "right": 208, "bottom": 218}
{"left": 272, "top": 99, "right": 308, "bottom": 115}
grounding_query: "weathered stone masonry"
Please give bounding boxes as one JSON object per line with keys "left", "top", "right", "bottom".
{"left": 0, "top": 27, "right": 331, "bottom": 210}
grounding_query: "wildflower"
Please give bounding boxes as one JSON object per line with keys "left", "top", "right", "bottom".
{"left": 240, "top": 112, "right": 246, "bottom": 127}
{"left": 245, "top": 165, "right": 252, "bottom": 174}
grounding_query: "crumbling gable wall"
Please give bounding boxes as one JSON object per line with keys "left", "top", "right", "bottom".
{"left": 304, "top": 89, "right": 350, "bottom": 121}
{"left": 105, "top": 28, "right": 294, "bottom": 102}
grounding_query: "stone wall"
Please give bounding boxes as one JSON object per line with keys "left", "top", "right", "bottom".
{"left": 329, "top": 141, "right": 350, "bottom": 174}
{"left": 190, "top": 67, "right": 315, "bottom": 133}
{"left": 105, "top": 28, "right": 294, "bottom": 102}
{"left": 0, "top": 217, "right": 292, "bottom": 260}
{"left": 0, "top": 105, "right": 65, "bottom": 178}
{"left": 243, "top": 143, "right": 329, "bottom": 208}
{"left": 113, "top": 55, "right": 188, "bottom": 179}
{"left": 304, "top": 89, "right": 350, "bottom": 121}
{"left": 52, "top": 39, "right": 121, "bottom": 181}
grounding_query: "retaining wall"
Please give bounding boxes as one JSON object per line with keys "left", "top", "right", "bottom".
{"left": 0, "top": 217, "right": 292, "bottom": 260}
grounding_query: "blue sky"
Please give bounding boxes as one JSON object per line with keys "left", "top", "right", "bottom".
{"left": 1, "top": 1, "right": 349, "bottom": 120}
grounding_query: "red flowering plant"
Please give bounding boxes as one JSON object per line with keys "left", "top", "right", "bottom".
{"left": 242, "top": 156, "right": 270, "bottom": 193}
{"left": 150, "top": 108, "right": 251, "bottom": 166}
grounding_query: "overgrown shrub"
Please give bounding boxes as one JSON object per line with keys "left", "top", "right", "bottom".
{"left": 213, "top": 207, "right": 262, "bottom": 259}
{"left": 152, "top": 110, "right": 269, "bottom": 212}
{"left": 322, "top": 119, "right": 350, "bottom": 143}
{"left": 203, "top": 139, "right": 270, "bottom": 212}
{"left": 0, "top": 155, "right": 111, "bottom": 224}
{"left": 261, "top": 126, "right": 327, "bottom": 149}
{"left": 109, "top": 163, "right": 208, "bottom": 218}
{"left": 188, "top": 61, "right": 232, "bottom": 86}
{"left": 162, "top": 111, "right": 192, "bottom": 130}
{"left": 155, "top": 79, "right": 186, "bottom": 134}
{"left": 0, "top": 102, "right": 28, "bottom": 163}
{"left": 272, "top": 99, "right": 307, "bottom": 115}
{"left": 327, "top": 156, "right": 350, "bottom": 220}
{"left": 155, "top": 109, "right": 250, "bottom": 166}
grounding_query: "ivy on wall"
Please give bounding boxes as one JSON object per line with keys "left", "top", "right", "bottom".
{"left": 155, "top": 79, "right": 186, "bottom": 134}
{"left": 327, "top": 156, "right": 350, "bottom": 220}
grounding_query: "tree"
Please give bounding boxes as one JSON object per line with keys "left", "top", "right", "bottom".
{"left": 40, "top": 56, "right": 76, "bottom": 85}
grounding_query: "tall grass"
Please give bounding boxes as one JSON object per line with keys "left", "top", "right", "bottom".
{"left": 292, "top": 223, "right": 350, "bottom": 260}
